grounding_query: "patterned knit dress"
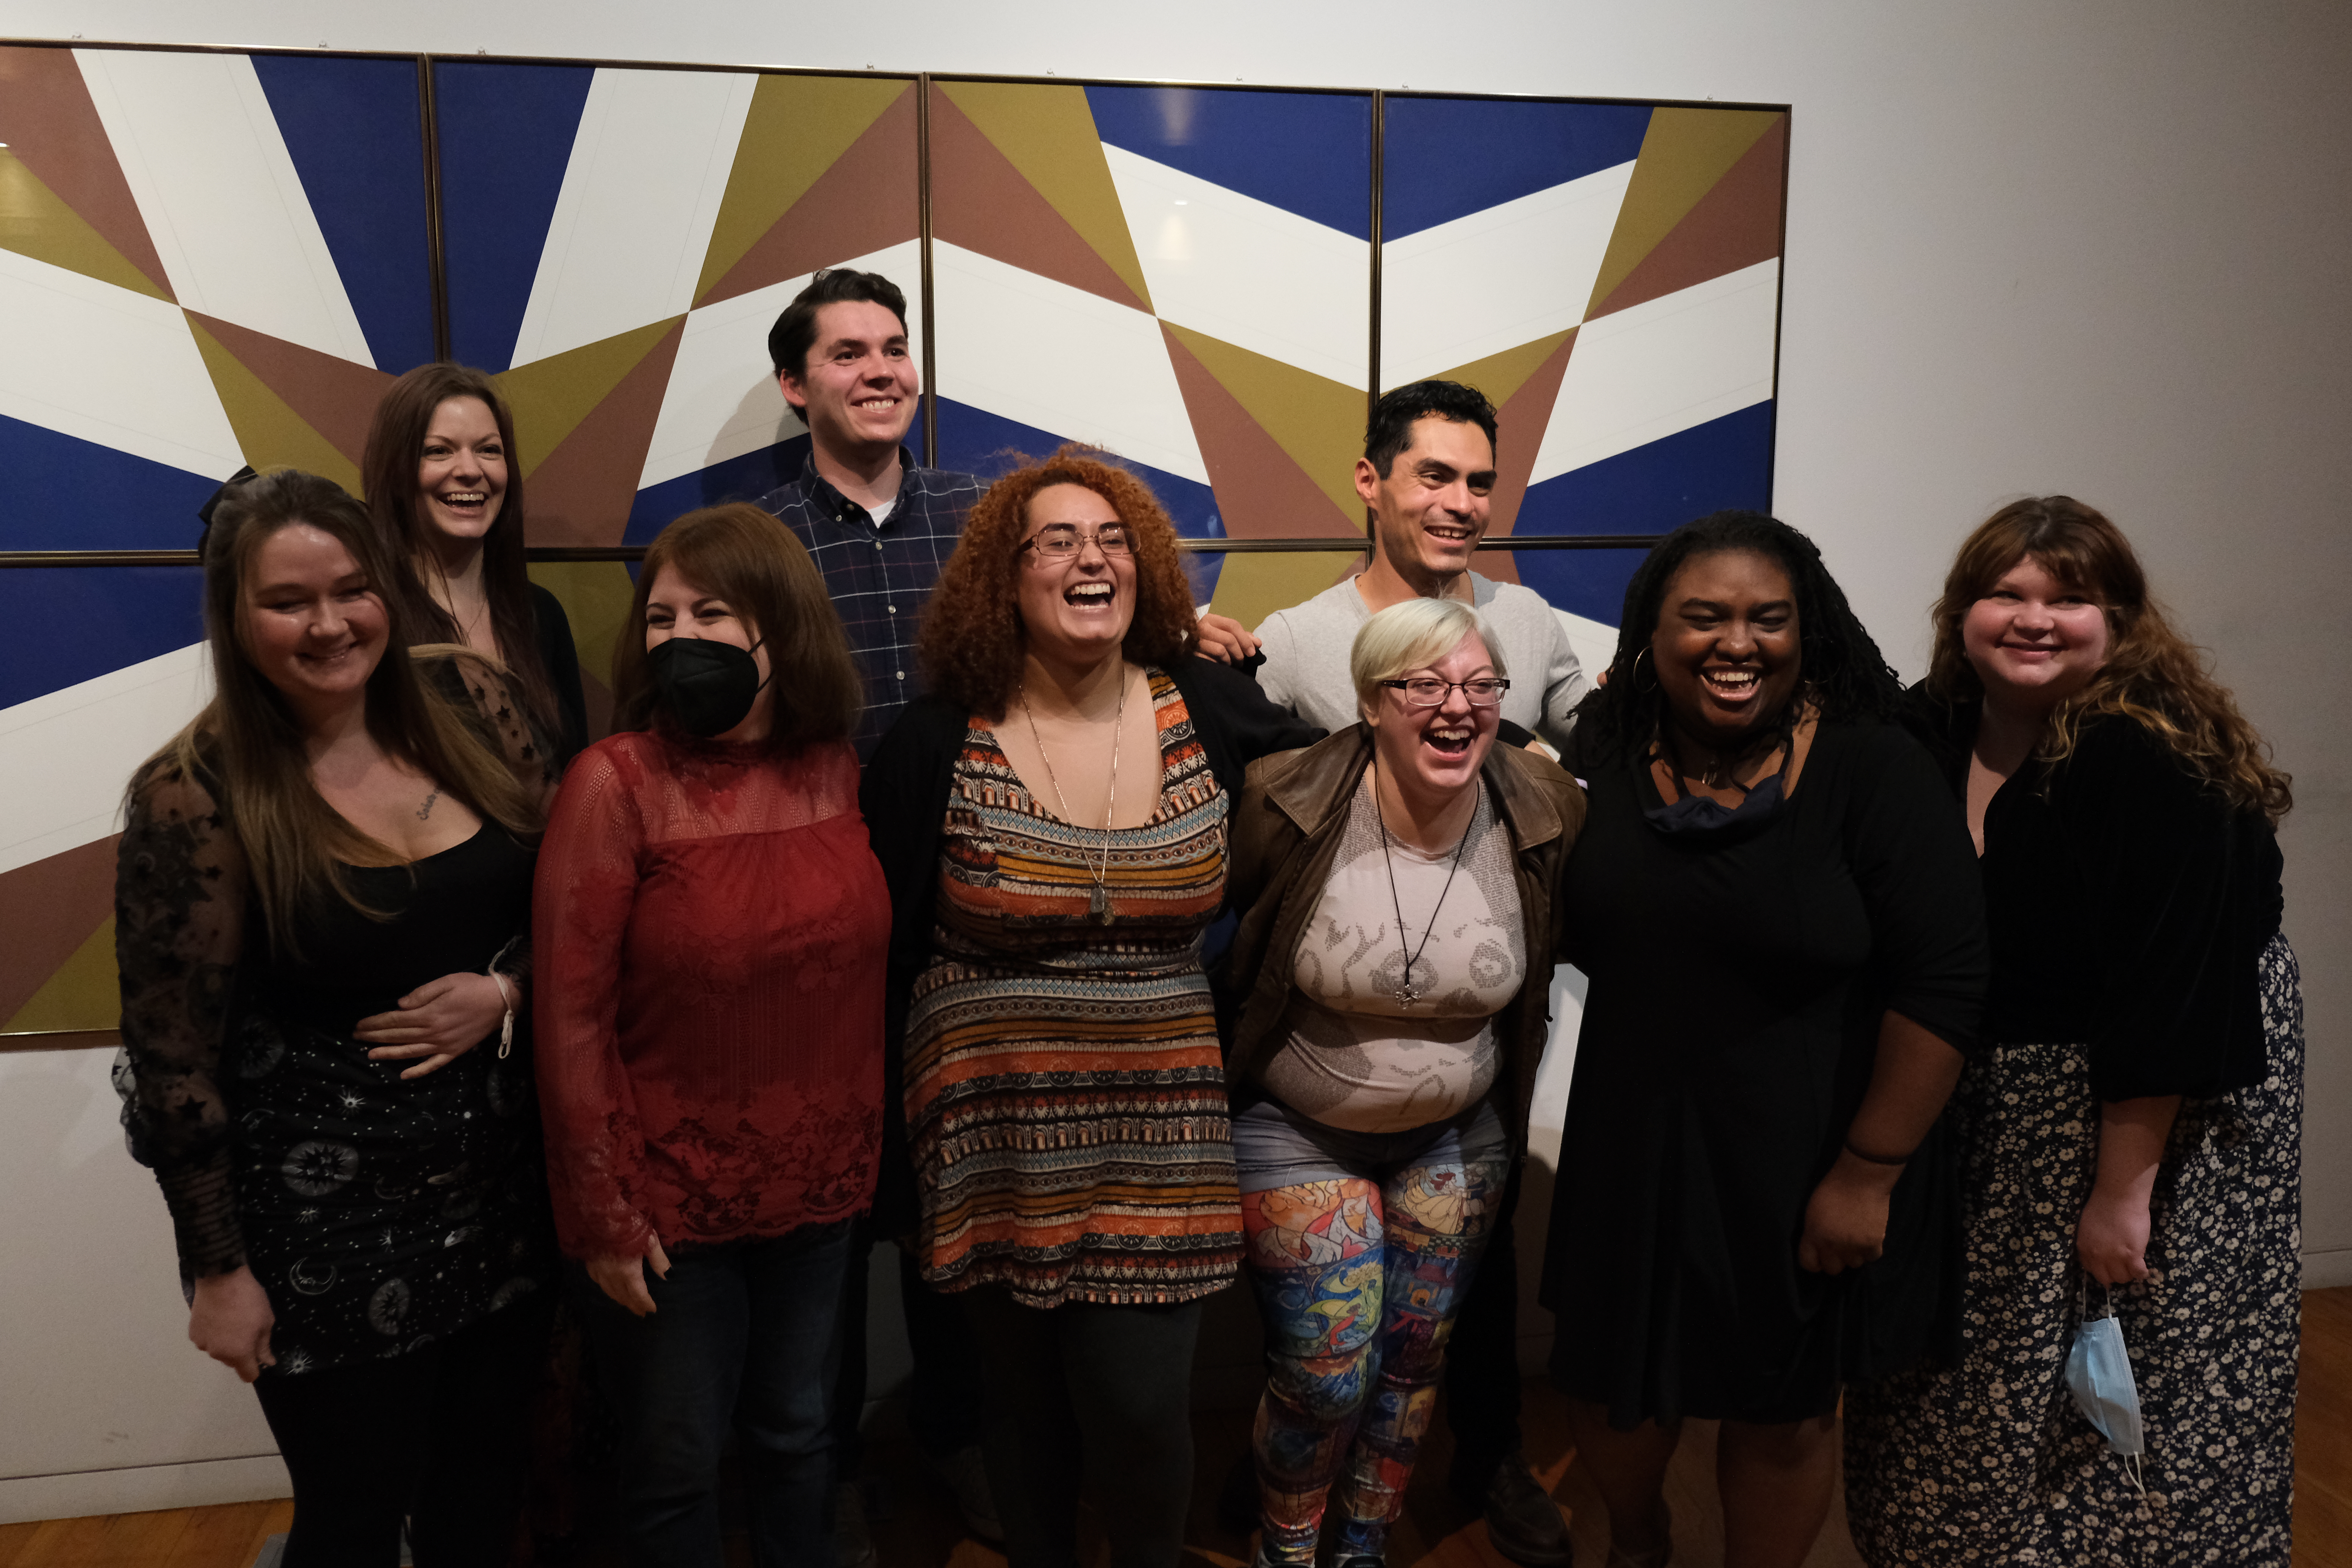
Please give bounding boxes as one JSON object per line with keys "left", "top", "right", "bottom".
{"left": 905, "top": 669, "right": 1243, "bottom": 1308}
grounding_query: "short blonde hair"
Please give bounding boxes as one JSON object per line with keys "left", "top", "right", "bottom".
{"left": 1349, "top": 597, "right": 1507, "bottom": 719}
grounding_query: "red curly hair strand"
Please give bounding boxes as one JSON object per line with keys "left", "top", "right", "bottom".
{"left": 917, "top": 446, "right": 1199, "bottom": 720}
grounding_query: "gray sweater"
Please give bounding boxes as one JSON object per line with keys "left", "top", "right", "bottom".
{"left": 1253, "top": 572, "right": 1589, "bottom": 753}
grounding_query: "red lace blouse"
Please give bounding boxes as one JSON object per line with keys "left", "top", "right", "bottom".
{"left": 534, "top": 730, "right": 890, "bottom": 1259}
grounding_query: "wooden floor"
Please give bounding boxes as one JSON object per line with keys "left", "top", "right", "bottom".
{"left": 7, "top": 1287, "right": 2347, "bottom": 1567}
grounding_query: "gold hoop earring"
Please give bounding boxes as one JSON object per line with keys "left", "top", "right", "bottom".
{"left": 1631, "top": 645, "right": 1660, "bottom": 695}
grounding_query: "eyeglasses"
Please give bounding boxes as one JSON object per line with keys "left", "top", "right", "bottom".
{"left": 1019, "top": 524, "right": 1133, "bottom": 560}
{"left": 1378, "top": 677, "right": 1510, "bottom": 707}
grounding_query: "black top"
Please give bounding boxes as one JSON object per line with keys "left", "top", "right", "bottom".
{"left": 1901, "top": 684, "right": 2284, "bottom": 1099}
{"left": 114, "top": 660, "right": 557, "bottom": 1374}
{"left": 529, "top": 581, "right": 589, "bottom": 765}
{"left": 859, "top": 655, "right": 1324, "bottom": 1231}
{"left": 1541, "top": 720, "right": 1988, "bottom": 1426}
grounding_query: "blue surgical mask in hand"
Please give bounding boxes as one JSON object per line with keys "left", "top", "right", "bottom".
{"left": 2067, "top": 1295, "right": 2147, "bottom": 1493}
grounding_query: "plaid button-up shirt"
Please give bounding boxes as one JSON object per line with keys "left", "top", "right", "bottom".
{"left": 757, "top": 449, "right": 984, "bottom": 760}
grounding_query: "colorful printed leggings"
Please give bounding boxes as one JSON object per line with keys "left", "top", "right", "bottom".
{"left": 1235, "top": 1099, "right": 1510, "bottom": 1563}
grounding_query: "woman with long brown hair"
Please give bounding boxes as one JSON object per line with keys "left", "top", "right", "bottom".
{"left": 532, "top": 503, "right": 888, "bottom": 1567}
{"left": 1845, "top": 495, "right": 2300, "bottom": 1564}
{"left": 859, "top": 447, "right": 1318, "bottom": 1567}
{"left": 114, "top": 469, "right": 560, "bottom": 1566}
{"left": 362, "top": 362, "right": 588, "bottom": 761}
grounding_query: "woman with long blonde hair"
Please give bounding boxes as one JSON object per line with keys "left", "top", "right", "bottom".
{"left": 1846, "top": 495, "right": 2299, "bottom": 1564}
{"left": 115, "top": 468, "right": 559, "bottom": 1567}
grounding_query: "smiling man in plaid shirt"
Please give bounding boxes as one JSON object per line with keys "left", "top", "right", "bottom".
{"left": 755, "top": 269, "right": 981, "bottom": 761}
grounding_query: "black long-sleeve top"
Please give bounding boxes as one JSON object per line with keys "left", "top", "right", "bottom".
{"left": 1901, "top": 685, "right": 2283, "bottom": 1100}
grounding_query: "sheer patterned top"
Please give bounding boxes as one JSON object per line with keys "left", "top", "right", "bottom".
{"left": 533, "top": 730, "right": 891, "bottom": 1260}
{"left": 114, "top": 656, "right": 553, "bottom": 1283}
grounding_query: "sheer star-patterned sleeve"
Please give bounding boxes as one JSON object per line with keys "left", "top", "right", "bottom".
{"left": 432, "top": 649, "right": 560, "bottom": 799}
{"left": 113, "top": 757, "right": 251, "bottom": 1279}
{"left": 426, "top": 648, "right": 555, "bottom": 987}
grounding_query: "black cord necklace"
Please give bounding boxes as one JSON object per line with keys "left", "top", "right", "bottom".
{"left": 1371, "top": 760, "right": 1479, "bottom": 1005}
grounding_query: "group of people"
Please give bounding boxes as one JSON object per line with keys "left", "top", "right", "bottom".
{"left": 111, "top": 266, "right": 2301, "bottom": 1568}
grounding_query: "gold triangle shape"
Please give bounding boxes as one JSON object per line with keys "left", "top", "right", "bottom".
{"left": 937, "top": 81, "right": 1154, "bottom": 313}
{"left": 495, "top": 317, "right": 684, "bottom": 481}
{"left": 1586, "top": 109, "right": 1783, "bottom": 318}
{"left": 527, "top": 561, "right": 640, "bottom": 693}
{"left": 4, "top": 914, "right": 117, "bottom": 1033}
{"left": 187, "top": 319, "right": 363, "bottom": 493}
{"left": 695, "top": 76, "right": 911, "bottom": 307}
{"left": 1436, "top": 330, "right": 1578, "bottom": 412}
{"left": 1161, "top": 323, "right": 1363, "bottom": 520}
{"left": 0, "top": 152, "right": 170, "bottom": 300}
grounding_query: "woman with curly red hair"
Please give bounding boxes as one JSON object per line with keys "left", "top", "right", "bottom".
{"left": 860, "top": 447, "right": 1318, "bottom": 1566}
{"left": 1845, "top": 496, "right": 2300, "bottom": 1564}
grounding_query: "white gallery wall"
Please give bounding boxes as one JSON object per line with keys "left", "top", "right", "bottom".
{"left": 2, "top": 0, "right": 2346, "bottom": 1521}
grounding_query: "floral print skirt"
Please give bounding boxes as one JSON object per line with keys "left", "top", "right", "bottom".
{"left": 1843, "top": 936, "right": 2303, "bottom": 1566}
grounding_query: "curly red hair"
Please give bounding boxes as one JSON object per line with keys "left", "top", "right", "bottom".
{"left": 917, "top": 446, "right": 1199, "bottom": 720}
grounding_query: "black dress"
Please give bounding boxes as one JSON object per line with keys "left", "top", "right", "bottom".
{"left": 1843, "top": 694, "right": 2300, "bottom": 1564}
{"left": 1540, "top": 720, "right": 1986, "bottom": 1427}
{"left": 115, "top": 666, "right": 557, "bottom": 1377}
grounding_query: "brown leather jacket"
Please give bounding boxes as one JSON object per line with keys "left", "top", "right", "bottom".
{"left": 1221, "top": 725, "right": 1587, "bottom": 1158}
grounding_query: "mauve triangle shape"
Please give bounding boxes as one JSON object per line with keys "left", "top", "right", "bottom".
{"left": 527, "top": 318, "right": 686, "bottom": 547}
{"left": 185, "top": 312, "right": 394, "bottom": 472}
{"left": 0, "top": 46, "right": 172, "bottom": 298}
{"left": 1162, "top": 325, "right": 1358, "bottom": 540}
{"left": 928, "top": 90, "right": 1150, "bottom": 314}
{"left": 1591, "top": 115, "right": 1787, "bottom": 322}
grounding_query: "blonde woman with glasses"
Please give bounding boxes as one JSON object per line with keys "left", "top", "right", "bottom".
{"left": 1219, "top": 597, "right": 1585, "bottom": 1567}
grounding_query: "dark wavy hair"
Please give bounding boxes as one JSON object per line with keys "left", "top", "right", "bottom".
{"left": 1576, "top": 509, "right": 1903, "bottom": 762}
{"left": 609, "top": 504, "right": 862, "bottom": 752}
{"left": 360, "top": 363, "right": 560, "bottom": 734}
{"left": 766, "top": 268, "right": 910, "bottom": 379}
{"left": 1363, "top": 379, "right": 1498, "bottom": 478}
{"left": 916, "top": 446, "right": 1199, "bottom": 721}
{"left": 1927, "top": 495, "right": 2290, "bottom": 822}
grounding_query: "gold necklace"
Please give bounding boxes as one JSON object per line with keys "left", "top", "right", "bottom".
{"left": 1020, "top": 667, "right": 1126, "bottom": 925}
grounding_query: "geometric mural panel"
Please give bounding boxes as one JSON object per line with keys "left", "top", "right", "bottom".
{"left": 2, "top": 48, "right": 1788, "bottom": 1039}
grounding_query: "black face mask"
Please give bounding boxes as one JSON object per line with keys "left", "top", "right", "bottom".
{"left": 646, "top": 636, "right": 769, "bottom": 738}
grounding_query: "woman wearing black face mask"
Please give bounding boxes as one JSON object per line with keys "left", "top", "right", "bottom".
{"left": 533, "top": 503, "right": 889, "bottom": 1566}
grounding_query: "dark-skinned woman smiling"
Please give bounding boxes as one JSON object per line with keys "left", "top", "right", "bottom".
{"left": 1539, "top": 511, "right": 1988, "bottom": 1568}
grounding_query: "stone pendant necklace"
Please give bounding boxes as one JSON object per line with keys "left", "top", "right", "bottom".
{"left": 1372, "top": 759, "right": 1476, "bottom": 1004}
{"left": 1021, "top": 667, "right": 1125, "bottom": 925}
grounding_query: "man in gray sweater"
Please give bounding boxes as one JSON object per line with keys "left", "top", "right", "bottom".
{"left": 1242, "top": 379, "right": 1581, "bottom": 1566}
{"left": 1255, "top": 380, "right": 1588, "bottom": 757}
